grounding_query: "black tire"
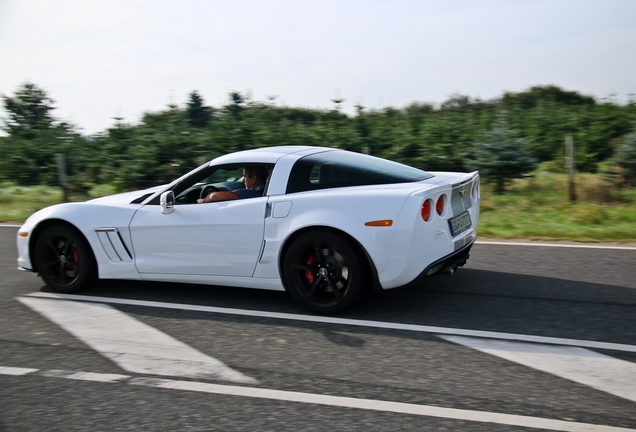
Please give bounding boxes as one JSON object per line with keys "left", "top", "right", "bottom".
{"left": 283, "top": 230, "right": 366, "bottom": 314}
{"left": 34, "top": 225, "right": 97, "bottom": 293}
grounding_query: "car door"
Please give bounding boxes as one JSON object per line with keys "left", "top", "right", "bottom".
{"left": 129, "top": 197, "right": 267, "bottom": 277}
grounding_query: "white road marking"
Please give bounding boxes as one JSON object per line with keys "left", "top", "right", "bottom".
{"left": 40, "top": 369, "right": 130, "bottom": 383}
{"left": 0, "top": 366, "right": 39, "bottom": 376}
{"left": 129, "top": 378, "right": 636, "bottom": 432}
{"left": 24, "top": 292, "right": 636, "bottom": 353}
{"left": 475, "top": 240, "right": 636, "bottom": 250}
{"left": 441, "top": 336, "right": 636, "bottom": 403}
{"left": 17, "top": 296, "right": 258, "bottom": 384}
{"left": 1, "top": 366, "right": 633, "bottom": 432}
{"left": 16, "top": 293, "right": 636, "bottom": 425}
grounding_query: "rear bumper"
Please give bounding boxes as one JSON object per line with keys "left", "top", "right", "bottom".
{"left": 397, "top": 238, "right": 474, "bottom": 289}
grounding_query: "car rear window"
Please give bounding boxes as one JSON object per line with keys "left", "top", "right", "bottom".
{"left": 286, "top": 150, "right": 432, "bottom": 194}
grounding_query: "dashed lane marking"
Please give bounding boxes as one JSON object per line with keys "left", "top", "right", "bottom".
{"left": 0, "top": 366, "right": 39, "bottom": 376}
{"left": 1, "top": 366, "right": 634, "bottom": 432}
{"left": 40, "top": 369, "right": 131, "bottom": 383}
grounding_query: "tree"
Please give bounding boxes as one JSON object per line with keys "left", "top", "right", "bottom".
{"left": 0, "top": 82, "right": 90, "bottom": 187}
{"left": 471, "top": 121, "right": 537, "bottom": 193}
{"left": 502, "top": 85, "right": 596, "bottom": 110}
{"left": 227, "top": 92, "right": 246, "bottom": 120}
{"left": 186, "top": 90, "right": 212, "bottom": 128}
{"left": 441, "top": 93, "right": 477, "bottom": 111}
{"left": 614, "top": 126, "right": 636, "bottom": 186}
{"left": 2, "top": 82, "right": 56, "bottom": 138}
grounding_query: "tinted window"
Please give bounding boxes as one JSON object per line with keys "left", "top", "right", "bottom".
{"left": 286, "top": 151, "right": 432, "bottom": 194}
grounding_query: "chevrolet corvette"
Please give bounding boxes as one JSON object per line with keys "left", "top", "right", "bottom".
{"left": 17, "top": 146, "right": 480, "bottom": 313}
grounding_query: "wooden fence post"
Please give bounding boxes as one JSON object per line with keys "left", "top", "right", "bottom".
{"left": 55, "top": 153, "right": 69, "bottom": 202}
{"left": 565, "top": 136, "right": 576, "bottom": 202}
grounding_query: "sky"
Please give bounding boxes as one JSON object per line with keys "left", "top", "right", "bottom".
{"left": 1, "top": 0, "right": 635, "bottom": 135}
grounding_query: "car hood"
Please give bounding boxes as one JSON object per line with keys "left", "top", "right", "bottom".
{"left": 88, "top": 185, "right": 164, "bottom": 205}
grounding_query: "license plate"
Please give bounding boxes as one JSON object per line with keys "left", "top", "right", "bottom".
{"left": 448, "top": 211, "right": 472, "bottom": 237}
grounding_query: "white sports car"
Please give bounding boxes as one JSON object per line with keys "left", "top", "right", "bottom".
{"left": 17, "top": 146, "right": 480, "bottom": 313}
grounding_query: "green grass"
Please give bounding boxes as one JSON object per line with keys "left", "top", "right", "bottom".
{"left": 0, "top": 183, "right": 67, "bottom": 222}
{"left": 478, "top": 171, "right": 636, "bottom": 242}
{"left": 2, "top": 174, "right": 635, "bottom": 243}
{"left": 0, "top": 182, "right": 119, "bottom": 223}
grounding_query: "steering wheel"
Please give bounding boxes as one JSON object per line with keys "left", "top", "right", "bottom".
{"left": 200, "top": 185, "right": 220, "bottom": 201}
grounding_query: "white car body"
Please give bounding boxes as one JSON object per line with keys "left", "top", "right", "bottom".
{"left": 17, "top": 146, "right": 480, "bottom": 312}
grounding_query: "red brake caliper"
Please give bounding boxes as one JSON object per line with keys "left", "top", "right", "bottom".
{"left": 305, "top": 254, "right": 315, "bottom": 284}
{"left": 72, "top": 249, "right": 80, "bottom": 275}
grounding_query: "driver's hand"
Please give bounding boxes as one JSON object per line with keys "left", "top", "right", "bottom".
{"left": 197, "top": 198, "right": 205, "bottom": 203}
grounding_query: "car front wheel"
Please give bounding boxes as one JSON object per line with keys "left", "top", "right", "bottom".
{"left": 283, "top": 230, "right": 366, "bottom": 314}
{"left": 34, "top": 225, "right": 96, "bottom": 293}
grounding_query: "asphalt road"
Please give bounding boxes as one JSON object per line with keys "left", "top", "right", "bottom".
{"left": 1, "top": 225, "right": 635, "bottom": 431}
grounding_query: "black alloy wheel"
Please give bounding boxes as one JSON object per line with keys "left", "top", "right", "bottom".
{"left": 283, "top": 230, "right": 366, "bottom": 314}
{"left": 34, "top": 225, "right": 96, "bottom": 293}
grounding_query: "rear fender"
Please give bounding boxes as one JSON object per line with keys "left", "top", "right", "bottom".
{"left": 256, "top": 191, "right": 408, "bottom": 280}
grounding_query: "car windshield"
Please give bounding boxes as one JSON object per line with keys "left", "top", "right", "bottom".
{"left": 286, "top": 150, "right": 433, "bottom": 194}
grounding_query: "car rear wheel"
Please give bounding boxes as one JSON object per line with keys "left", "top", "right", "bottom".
{"left": 283, "top": 230, "right": 366, "bottom": 314}
{"left": 34, "top": 225, "right": 96, "bottom": 293}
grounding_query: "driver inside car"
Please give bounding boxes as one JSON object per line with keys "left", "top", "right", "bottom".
{"left": 198, "top": 165, "right": 268, "bottom": 203}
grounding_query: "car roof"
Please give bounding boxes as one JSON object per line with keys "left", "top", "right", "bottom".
{"left": 209, "top": 146, "right": 333, "bottom": 165}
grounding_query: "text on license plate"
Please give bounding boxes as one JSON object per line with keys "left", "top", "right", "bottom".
{"left": 448, "top": 211, "right": 472, "bottom": 237}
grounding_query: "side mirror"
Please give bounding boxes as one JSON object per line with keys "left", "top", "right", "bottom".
{"left": 160, "top": 191, "right": 175, "bottom": 214}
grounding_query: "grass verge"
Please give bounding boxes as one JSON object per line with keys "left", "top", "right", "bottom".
{"left": 478, "top": 171, "right": 636, "bottom": 242}
{"left": 2, "top": 173, "right": 635, "bottom": 243}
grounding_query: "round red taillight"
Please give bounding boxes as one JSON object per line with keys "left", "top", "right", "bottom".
{"left": 421, "top": 199, "right": 432, "bottom": 221}
{"left": 436, "top": 195, "right": 445, "bottom": 216}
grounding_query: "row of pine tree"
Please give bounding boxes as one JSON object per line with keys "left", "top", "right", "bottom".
{"left": 1, "top": 83, "right": 635, "bottom": 193}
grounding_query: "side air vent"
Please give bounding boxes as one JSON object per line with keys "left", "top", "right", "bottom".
{"left": 95, "top": 228, "right": 133, "bottom": 263}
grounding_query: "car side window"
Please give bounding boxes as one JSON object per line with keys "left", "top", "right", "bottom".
{"left": 171, "top": 164, "right": 271, "bottom": 204}
{"left": 286, "top": 151, "right": 432, "bottom": 194}
{"left": 172, "top": 165, "right": 245, "bottom": 205}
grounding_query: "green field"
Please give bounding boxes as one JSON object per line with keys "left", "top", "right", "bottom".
{"left": 0, "top": 183, "right": 119, "bottom": 223}
{"left": 478, "top": 171, "right": 636, "bottom": 242}
{"left": 2, "top": 172, "right": 635, "bottom": 243}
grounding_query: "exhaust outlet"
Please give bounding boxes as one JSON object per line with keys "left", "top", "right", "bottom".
{"left": 443, "top": 263, "right": 458, "bottom": 276}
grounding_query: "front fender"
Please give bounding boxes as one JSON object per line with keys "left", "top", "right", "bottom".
{"left": 18, "top": 202, "right": 142, "bottom": 278}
